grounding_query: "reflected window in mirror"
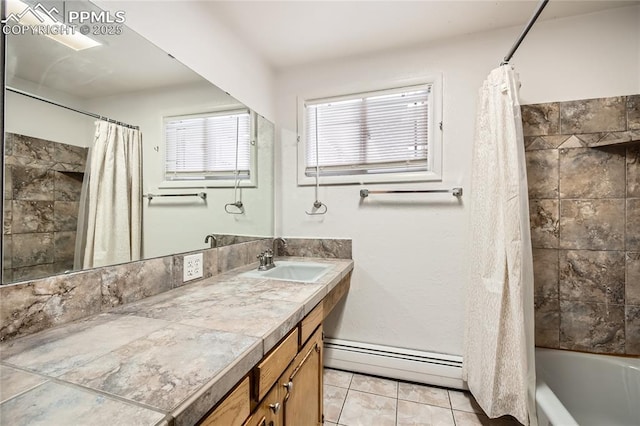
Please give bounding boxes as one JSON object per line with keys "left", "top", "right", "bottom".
{"left": 164, "top": 109, "right": 256, "bottom": 187}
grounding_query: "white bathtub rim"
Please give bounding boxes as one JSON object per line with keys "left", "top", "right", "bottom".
{"left": 535, "top": 348, "right": 640, "bottom": 426}
{"left": 535, "top": 380, "right": 579, "bottom": 426}
{"left": 536, "top": 347, "right": 640, "bottom": 368}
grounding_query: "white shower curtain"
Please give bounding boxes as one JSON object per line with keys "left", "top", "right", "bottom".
{"left": 81, "top": 121, "right": 142, "bottom": 268}
{"left": 463, "top": 65, "right": 537, "bottom": 426}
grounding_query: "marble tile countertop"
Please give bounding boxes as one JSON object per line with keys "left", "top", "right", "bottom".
{"left": 0, "top": 257, "right": 354, "bottom": 426}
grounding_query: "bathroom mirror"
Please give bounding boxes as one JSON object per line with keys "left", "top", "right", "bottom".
{"left": 1, "top": 0, "right": 274, "bottom": 284}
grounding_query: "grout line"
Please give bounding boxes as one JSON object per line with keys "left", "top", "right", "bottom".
{"left": 448, "top": 390, "right": 457, "bottom": 426}
{"left": 335, "top": 385, "right": 349, "bottom": 426}
{"left": 394, "top": 380, "right": 400, "bottom": 426}
{"left": 394, "top": 378, "right": 399, "bottom": 426}
{"left": 343, "top": 387, "right": 398, "bottom": 400}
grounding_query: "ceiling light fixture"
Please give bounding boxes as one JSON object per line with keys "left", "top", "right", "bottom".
{"left": 4, "top": 0, "right": 102, "bottom": 51}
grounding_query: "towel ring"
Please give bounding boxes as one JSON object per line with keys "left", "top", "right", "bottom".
{"left": 305, "top": 200, "right": 327, "bottom": 215}
{"left": 225, "top": 201, "right": 244, "bottom": 214}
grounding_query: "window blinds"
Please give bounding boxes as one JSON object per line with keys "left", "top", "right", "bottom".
{"left": 165, "top": 110, "right": 251, "bottom": 180}
{"left": 304, "top": 87, "right": 430, "bottom": 177}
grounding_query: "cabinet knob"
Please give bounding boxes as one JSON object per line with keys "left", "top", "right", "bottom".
{"left": 283, "top": 381, "right": 293, "bottom": 391}
{"left": 269, "top": 402, "right": 281, "bottom": 413}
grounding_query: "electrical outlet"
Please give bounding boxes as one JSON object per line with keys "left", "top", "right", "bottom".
{"left": 183, "top": 253, "right": 203, "bottom": 282}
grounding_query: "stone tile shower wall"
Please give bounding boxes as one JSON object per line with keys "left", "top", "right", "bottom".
{"left": 522, "top": 95, "right": 639, "bottom": 356}
{"left": 3, "top": 133, "right": 88, "bottom": 284}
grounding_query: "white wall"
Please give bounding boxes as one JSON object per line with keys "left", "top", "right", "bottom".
{"left": 5, "top": 78, "right": 94, "bottom": 147}
{"left": 275, "top": 6, "right": 640, "bottom": 356}
{"left": 86, "top": 81, "right": 274, "bottom": 258}
{"left": 95, "top": 0, "right": 276, "bottom": 122}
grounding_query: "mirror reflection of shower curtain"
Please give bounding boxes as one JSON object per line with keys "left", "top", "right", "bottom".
{"left": 75, "top": 121, "right": 142, "bottom": 269}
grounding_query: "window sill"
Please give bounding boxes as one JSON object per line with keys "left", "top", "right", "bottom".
{"left": 297, "top": 170, "right": 442, "bottom": 186}
{"left": 158, "top": 179, "right": 256, "bottom": 189}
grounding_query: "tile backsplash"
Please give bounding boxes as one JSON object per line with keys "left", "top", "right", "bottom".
{"left": 282, "top": 238, "right": 352, "bottom": 259}
{"left": 523, "top": 94, "right": 639, "bottom": 355}
{"left": 0, "top": 237, "right": 351, "bottom": 342}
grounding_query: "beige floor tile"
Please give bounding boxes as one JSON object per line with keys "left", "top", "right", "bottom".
{"left": 322, "top": 370, "right": 523, "bottom": 426}
{"left": 324, "top": 384, "right": 348, "bottom": 423}
{"left": 453, "top": 410, "right": 491, "bottom": 426}
{"left": 339, "top": 389, "right": 397, "bottom": 426}
{"left": 324, "top": 368, "right": 353, "bottom": 388}
{"left": 448, "top": 390, "right": 483, "bottom": 414}
{"left": 398, "top": 382, "right": 450, "bottom": 409}
{"left": 350, "top": 373, "right": 398, "bottom": 398}
{"left": 397, "top": 400, "right": 455, "bottom": 426}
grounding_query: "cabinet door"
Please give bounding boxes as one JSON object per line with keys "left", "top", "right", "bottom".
{"left": 282, "top": 327, "right": 323, "bottom": 426}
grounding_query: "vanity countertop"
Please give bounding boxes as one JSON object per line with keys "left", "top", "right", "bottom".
{"left": 0, "top": 257, "right": 354, "bottom": 426}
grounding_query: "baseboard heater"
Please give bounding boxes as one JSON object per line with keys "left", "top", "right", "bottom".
{"left": 323, "top": 338, "right": 466, "bottom": 390}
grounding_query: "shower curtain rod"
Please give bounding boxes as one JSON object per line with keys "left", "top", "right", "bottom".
{"left": 501, "top": 0, "right": 549, "bottom": 65}
{"left": 6, "top": 87, "right": 140, "bottom": 130}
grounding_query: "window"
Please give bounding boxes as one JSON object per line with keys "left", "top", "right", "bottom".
{"left": 298, "top": 80, "right": 442, "bottom": 185}
{"left": 164, "top": 109, "right": 253, "bottom": 184}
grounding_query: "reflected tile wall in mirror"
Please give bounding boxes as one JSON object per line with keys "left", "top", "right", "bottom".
{"left": 3, "top": 133, "right": 87, "bottom": 284}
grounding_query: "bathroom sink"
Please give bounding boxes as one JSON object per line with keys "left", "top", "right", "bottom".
{"left": 241, "top": 261, "right": 331, "bottom": 283}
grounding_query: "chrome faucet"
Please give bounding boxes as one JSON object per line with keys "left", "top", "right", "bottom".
{"left": 272, "top": 237, "right": 287, "bottom": 258}
{"left": 256, "top": 239, "right": 287, "bottom": 271}
{"left": 257, "top": 249, "right": 275, "bottom": 271}
{"left": 204, "top": 234, "right": 217, "bottom": 248}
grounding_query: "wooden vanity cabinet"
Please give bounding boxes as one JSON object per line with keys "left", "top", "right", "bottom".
{"left": 201, "top": 322, "right": 323, "bottom": 426}
{"left": 281, "top": 326, "right": 323, "bottom": 426}
{"left": 201, "top": 272, "right": 351, "bottom": 426}
{"left": 244, "top": 326, "right": 323, "bottom": 426}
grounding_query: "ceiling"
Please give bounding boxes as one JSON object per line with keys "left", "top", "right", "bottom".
{"left": 206, "top": 0, "right": 638, "bottom": 69}
{"left": 5, "top": 8, "right": 205, "bottom": 99}
{"left": 7, "top": 1, "right": 636, "bottom": 99}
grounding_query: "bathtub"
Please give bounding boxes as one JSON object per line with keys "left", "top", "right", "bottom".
{"left": 535, "top": 348, "right": 640, "bottom": 426}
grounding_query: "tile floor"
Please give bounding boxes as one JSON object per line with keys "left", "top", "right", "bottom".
{"left": 323, "top": 369, "right": 522, "bottom": 426}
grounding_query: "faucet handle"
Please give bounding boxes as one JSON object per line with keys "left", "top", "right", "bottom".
{"left": 264, "top": 249, "right": 274, "bottom": 267}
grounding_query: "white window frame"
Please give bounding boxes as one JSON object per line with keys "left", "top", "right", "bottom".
{"left": 297, "top": 75, "right": 443, "bottom": 186}
{"left": 159, "top": 108, "right": 257, "bottom": 189}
